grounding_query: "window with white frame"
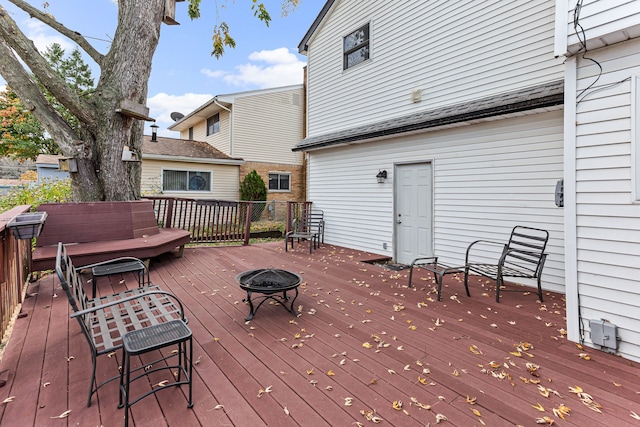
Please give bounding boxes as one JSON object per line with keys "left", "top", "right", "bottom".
{"left": 163, "top": 170, "right": 211, "bottom": 192}
{"left": 206, "top": 113, "right": 220, "bottom": 136}
{"left": 343, "top": 23, "right": 370, "bottom": 70}
{"left": 268, "top": 172, "right": 291, "bottom": 192}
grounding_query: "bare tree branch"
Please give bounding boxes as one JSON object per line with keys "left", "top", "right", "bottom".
{"left": 0, "top": 36, "right": 79, "bottom": 152}
{"left": 8, "top": 0, "right": 104, "bottom": 65}
{"left": 0, "top": 4, "right": 94, "bottom": 125}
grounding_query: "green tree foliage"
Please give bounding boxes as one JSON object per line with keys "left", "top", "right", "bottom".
{"left": 0, "top": 86, "right": 58, "bottom": 159}
{"left": 41, "top": 43, "right": 95, "bottom": 134}
{"left": 0, "top": 44, "right": 94, "bottom": 160}
{"left": 0, "top": 178, "right": 71, "bottom": 213}
{"left": 239, "top": 170, "right": 267, "bottom": 201}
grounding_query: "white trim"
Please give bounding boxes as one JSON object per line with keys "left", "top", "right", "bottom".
{"left": 553, "top": 0, "right": 569, "bottom": 57}
{"left": 143, "top": 154, "right": 244, "bottom": 166}
{"left": 632, "top": 74, "right": 640, "bottom": 202}
{"left": 161, "top": 167, "right": 213, "bottom": 193}
{"left": 564, "top": 56, "right": 580, "bottom": 343}
{"left": 268, "top": 171, "right": 292, "bottom": 193}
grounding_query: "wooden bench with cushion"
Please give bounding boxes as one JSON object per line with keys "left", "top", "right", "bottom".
{"left": 32, "top": 200, "right": 191, "bottom": 271}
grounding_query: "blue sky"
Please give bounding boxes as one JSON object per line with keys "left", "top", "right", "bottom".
{"left": 1, "top": 1, "right": 323, "bottom": 137}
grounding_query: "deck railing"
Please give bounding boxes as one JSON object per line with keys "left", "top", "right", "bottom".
{"left": 0, "top": 206, "right": 32, "bottom": 344}
{"left": 145, "top": 197, "right": 253, "bottom": 245}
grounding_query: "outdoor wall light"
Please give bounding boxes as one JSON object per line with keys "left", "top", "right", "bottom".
{"left": 376, "top": 169, "right": 387, "bottom": 183}
{"left": 150, "top": 123, "right": 159, "bottom": 142}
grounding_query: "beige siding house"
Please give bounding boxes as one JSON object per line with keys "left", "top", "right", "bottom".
{"left": 168, "top": 85, "right": 305, "bottom": 202}
{"left": 296, "top": 0, "right": 566, "bottom": 289}
{"left": 141, "top": 135, "right": 243, "bottom": 199}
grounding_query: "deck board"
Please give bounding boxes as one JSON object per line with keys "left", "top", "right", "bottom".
{"left": 0, "top": 241, "right": 639, "bottom": 426}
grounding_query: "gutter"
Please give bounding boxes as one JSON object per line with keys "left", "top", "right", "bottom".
{"left": 143, "top": 154, "right": 244, "bottom": 166}
{"left": 214, "top": 97, "right": 233, "bottom": 155}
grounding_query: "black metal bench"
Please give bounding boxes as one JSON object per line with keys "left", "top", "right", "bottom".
{"left": 285, "top": 209, "right": 324, "bottom": 253}
{"left": 55, "top": 242, "right": 187, "bottom": 407}
{"left": 407, "top": 256, "right": 467, "bottom": 301}
{"left": 464, "top": 226, "right": 549, "bottom": 302}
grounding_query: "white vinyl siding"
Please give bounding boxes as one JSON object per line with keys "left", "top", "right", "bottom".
{"left": 307, "top": 111, "right": 565, "bottom": 292}
{"left": 141, "top": 159, "right": 239, "bottom": 200}
{"left": 560, "top": 0, "right": 640, "bottom": 54}
{"left": 232, "top": 89, "right": 304, "bottom": 165}
{"left": 573, "top": 37, "right": 640, "bottom": 361}
{"left": 305, "top": 0, "right": 564, "bottom": 138}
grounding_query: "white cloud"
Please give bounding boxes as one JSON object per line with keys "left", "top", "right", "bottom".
{"left": 24, "top": 19, "right": 74, "bottom": 53}
{"left": 146, "top": 92, "right": 213, "bottom": 137}
{"left": 201, "top": 47, "right": 305, "bottom": 89}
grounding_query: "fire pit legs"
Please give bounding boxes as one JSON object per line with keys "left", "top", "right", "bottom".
{"left": 242, "top": 288, "right": 299, "bottom": 321}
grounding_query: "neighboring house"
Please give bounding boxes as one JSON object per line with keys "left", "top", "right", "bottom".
{"left": 168, "top": 85, "right": 305, "bottom": 202}
{"left": 296, "top": 1, "right": 566, "bottom": 288}
{"left": 141, "top": 135, "right": 244, "bottom": 199}
{"left": 35, "top": 154, "right": 69, "bottom": 183}
{"left": 555, "top": 1, "right": 640, "bottom": 361}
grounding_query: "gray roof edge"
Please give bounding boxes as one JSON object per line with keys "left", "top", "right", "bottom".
{"left": 293, "top": 80, "right": 565, "bottom": 152}
{"left": 298, "top": 0, "right": 336, "bottom": 54}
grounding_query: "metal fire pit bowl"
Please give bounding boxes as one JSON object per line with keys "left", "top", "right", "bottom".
{"left": 235, "top": 268, "right": 302, "bottom": 321}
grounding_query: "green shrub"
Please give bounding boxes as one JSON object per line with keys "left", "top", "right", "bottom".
{"left": 0, "top": 178, "right": 71, "bottom": 213}
{"left": 239, "top": 170, "right": 267, "bottom": 201}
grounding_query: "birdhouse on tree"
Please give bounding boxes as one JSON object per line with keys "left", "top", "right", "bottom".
{"left": 163, "top": 0, "right": 185, "bottom": 26}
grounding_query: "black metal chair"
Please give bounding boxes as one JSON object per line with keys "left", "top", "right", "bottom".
{"left": 285, "top": 209, "right": 324, "bottom": 253}
{"left": 55, "top": 242, "right": 187, "bottom": 407}
{"left": 464, "top": 226, "right": 549, "bottom": 302}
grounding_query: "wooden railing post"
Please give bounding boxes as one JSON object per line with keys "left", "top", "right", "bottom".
{"left": 164, "top": 198, "right": 174, "bottom": 228}
{"left": 243, "top": 202, "right": 253, "bottom": 246}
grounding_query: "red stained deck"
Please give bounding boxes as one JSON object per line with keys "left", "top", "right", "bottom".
{"left": 0, "top": 241, "right": 639, "bottom": 426}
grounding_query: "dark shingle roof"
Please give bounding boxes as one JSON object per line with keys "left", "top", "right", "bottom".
{"left": 142, "top": 136, "right": 242, "bottom": 161}
{"left": 293, "top": 80, "right": 564, "bottom": 152}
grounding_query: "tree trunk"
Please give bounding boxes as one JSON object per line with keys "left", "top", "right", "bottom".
{"left": 74, "top": 0, "right": 163, "bottom": 201}
{"left": 0, "top": 0, "right": 164, "bottom": 201}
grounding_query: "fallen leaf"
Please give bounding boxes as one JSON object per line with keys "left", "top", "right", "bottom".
{"left": 50, "top": 410, "right": 71, "bottom": 419}
{"left": 532, "top": 402, "right": 545, "bottom": 412}
{"left": 435, "top": 413, "right": 448, "bottom": 423}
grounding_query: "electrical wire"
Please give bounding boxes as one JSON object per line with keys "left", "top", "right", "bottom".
{"left": 573, "top": 0, "right": 603, "bottom": 105}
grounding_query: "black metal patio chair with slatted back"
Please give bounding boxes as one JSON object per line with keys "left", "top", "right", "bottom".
{"left": 55, "top": 242, "right": 188, "bottom": 407}
{"left": 464, "top": 226, "right": 549, "bottom": 302}
{"left": 285, "top": 209, "right": 324, "bottom": 253}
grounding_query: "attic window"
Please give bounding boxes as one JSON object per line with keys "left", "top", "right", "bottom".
{"left": 343, "top": 23, "right": 370, "bottom": 70}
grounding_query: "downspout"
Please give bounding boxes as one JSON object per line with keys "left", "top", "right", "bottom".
{"left": 214, "top": 97, "right": 233, "bottom": 155}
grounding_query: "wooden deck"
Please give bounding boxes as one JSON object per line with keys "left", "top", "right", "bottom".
{"left": 1, "top": 241, "right": 639, "bottom": 426}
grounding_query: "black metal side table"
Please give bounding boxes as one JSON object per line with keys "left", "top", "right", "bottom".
{"left": 119, "top": 319, "right": 193, "bottom": 427}
{"left": 91, "top": 258, "right": 148, "bottom": 298}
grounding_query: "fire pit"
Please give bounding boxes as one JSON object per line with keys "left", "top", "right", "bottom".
{"left": 235, "top": 268, "right": 302, "bottom": 321}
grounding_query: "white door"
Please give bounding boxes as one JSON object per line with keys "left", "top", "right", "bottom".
{"left": 395, "top": 163, "right": 433, "bottom": 265}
